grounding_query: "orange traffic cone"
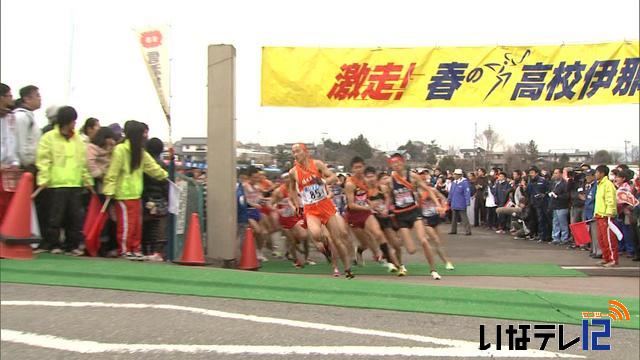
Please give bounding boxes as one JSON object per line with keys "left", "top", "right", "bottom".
{"left": 175, "top": 213, "right": 206, "bottom": 265}
{"left": 239, "top": 227, "right": 260, "bottom": 270}
{"left": 0, "top": 172, "right": 40, "bottom": 259}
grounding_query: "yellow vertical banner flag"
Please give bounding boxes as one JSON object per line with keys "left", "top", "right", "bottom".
{"left": 135, "top": 26, "right": 171, "bottom": 125}
{"left": 261, "top": 41, "right": 639, "bottom": 107}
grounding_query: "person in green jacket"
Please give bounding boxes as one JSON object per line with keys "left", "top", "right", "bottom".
{"left": 35, "top": 106, "right": 93, "bottom": 255}
{"left": 103, "top": 120, "right": 167, "bottom": 260}
{"left": 594, "top": 165, "right": 619, "bottom": 267}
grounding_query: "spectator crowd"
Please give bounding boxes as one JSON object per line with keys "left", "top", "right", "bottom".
{"left": 1, "top": 83, "right": 177, "bottom": 260}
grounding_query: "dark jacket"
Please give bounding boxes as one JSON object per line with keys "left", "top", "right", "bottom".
{"left": 142, "top": 156, "right": 169, "bottom": 202}
{"left": 583, "top": 181, "right": 597, "bottom": 220}
{"left": 527, "top": 175, "right": 549, "bottom": 207}
{"left": 475, "top": 175, "right": 488, "bottom": 201}
{"left": 491, "top": 180, "right": 511, "bottom": 207}
{"left": 568, "top": 177, "right": 585, "bottom": 208}
{"left": 548, "top": 179, "right": 570, "bottom": 210}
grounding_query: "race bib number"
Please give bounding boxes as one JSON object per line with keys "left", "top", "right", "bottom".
{"left": 371, "top": 199, "right": 386, "bottom": 214}
{"left": 394, "top": 189, "right": 415, "bottom": 208}
{"left": 422, "top": 206, "right": 438, "bottom": 217}
{"left": 301, "top": 184, "right": 328, "bottom": 205}
{"left": 355, "top": 192, "right": 369, "bottom": 207}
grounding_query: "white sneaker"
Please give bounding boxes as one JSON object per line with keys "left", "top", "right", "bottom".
{"left": 50, "top": 248, "right": 64, "bottom": 255}
{"left": 445, "top": 262, "right": 455, "bottom": 270}
{"left": 132, "top": 252, "right": 145, "bottom": 261}
{"left": 386, "top": 263, "right": 399, "bottom": 273}
{"left": 145, "top": 253, "right": 164, "bottom": 262}
{"left": 400, "top": 265, "right": 408, "bottom": 274}
{"left": 431, "top": 271, "right": 442, "bottom": 280}
{"left": 257, "top": 254, "right": 268, "bottom": 262}
{"left": 306, "top": 259, "right": 317, "bottom": 266}
{"left": 66, "top": 249, "right": 84, "bottom": 257}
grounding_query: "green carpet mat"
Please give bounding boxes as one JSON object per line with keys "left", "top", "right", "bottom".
{"left": 261, "top": 260, "right": 587, "bottom": 277}
{"left": 1, "top": 254, "right": 638, "bottom": 330}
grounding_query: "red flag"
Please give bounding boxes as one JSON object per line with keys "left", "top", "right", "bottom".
{"left": 569, "top": 221, "right": 591, "bottom": 246}
{"left": 85, "top": 211, "right": 108, "bottom": 257}
{"left": 83, "top": 194, "right": 101, "bottom": 238}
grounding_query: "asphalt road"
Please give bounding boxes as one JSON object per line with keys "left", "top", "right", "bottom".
{"left": 1, "top": 283, "right": 638, "bottom": 360}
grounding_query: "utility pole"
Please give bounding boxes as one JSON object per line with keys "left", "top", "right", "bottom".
{"left": 472, "top": 122, "right": 478, "bottom": 170}
{"left": 624, "top": 140, "right": 630, "bottom": 163}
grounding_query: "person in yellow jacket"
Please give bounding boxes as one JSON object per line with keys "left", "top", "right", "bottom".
{"left": 103, "top": 120, "right": 167, "bottom": 260}
{"left": 594, "top": 165, "right": 619, "bottom": 267}
{"left": 35, "top": 106, "right": 94, "bottom": 255}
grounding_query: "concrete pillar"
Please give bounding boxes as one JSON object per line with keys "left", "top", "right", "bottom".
{"left": 206, "top": 45, "right": 236, "bottom": 264}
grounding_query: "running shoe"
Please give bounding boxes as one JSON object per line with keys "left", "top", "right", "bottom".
{"left": 400, "top": 265, "right": 408, "bottom": 274}
{"left": 332, "top": 268, "right": 341, "bottom": 277}
{"left": 445, "top": 262, "right": 455, "bottom": 270}
{"left": 430, "top": 271, "right": 442, "bottom": 280}
{"left": 121, "top": 252, "right": 136, "bottom": 260}
{"left": 33, "top": 248, "right": 49, "bottom": 254}
{"left": 397, "top": 268, "right": 407, "bottom": 277}
{"left": 257, "top": 254, "right": 268, "bottom": 262}
{"left": 293, "top": 259, "right": 304, "bottom": 268}
{"left": 345, "top": 269, "right": 355, "bottom": 279}
{"left": 50, "top": 248, "right": 64, "bottom": 255}
{"left": 602, "top": 261, "right": 617, "bottom": 268}
{"left": 131, "top": 252, "right": 145, "bottom": 261}
{"left": 306, "top": 259, "right": 317, "bottom": 266}
{"left": 386, "top": 263, "right": 398, "bottom": 273}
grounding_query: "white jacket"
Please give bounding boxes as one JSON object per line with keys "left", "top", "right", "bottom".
{"left": 1, "top": 113, "right": 19, "bottom": 166}
{"left": 13, "top": 107, "right": 41, "bottom": 167}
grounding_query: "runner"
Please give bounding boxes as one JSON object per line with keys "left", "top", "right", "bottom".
{"left": 257, "top": 171, "right": 280, "bottom": 256}
{"left": 345, "top": 157, "right": 402, "bottom": 274}
{"left": 420, "top": 179, "right": 455, "bottom": 270}
{"left": 386, "top": 153, "right": 442, "bottom": 280}
{"left": 243, "top": 167, "right": 269, "bottom": 262}
{"left": 330, "top": 174, "right": 347, "bottom": 216}
{"left": 271, "top": 173, "right": 310, "bottom": 267}
{"left": 288, "top": 143, "right": 354, "bottom": 278}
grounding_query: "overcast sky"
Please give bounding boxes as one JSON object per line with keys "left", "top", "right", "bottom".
{"left": 1, "top": 0, "right": 638, "bottom": 154}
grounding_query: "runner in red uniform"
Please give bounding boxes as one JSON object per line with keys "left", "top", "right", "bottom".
{"left": 288, "top": 143, "right": 354, "bottom": 278}
{"left": 345, "top": 157, "right": 402, "bottom": 274}
{"left": 271, "top": 173, "right": 309, "bottom": 267}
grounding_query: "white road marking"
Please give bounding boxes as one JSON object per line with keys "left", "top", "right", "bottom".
{"left": 561, "top": 266, "right": 639, "bottom": 270}
{"left": 0, "top": 300, "right": 584, "bottom": 358}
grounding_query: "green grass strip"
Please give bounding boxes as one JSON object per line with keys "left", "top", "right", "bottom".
{"left": 1, "top": 254, "right": 638, "bottom": 330}
{"left": 261, "top": 260, "right": 587, "bottom": 277}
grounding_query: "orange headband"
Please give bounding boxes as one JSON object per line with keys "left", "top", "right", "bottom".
{"left": 293, "top": 143, "right": 308, "bottom": 154}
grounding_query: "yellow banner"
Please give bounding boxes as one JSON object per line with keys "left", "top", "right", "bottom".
{"left": 135, "top": 26, "right": 171, "bottom": 123}
{"left": 261, "top": 41, "right": 639, "bottom": 107}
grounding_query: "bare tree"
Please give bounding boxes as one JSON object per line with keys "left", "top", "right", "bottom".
{"left": 610, "top": 151, "right": 624, "bottom": 164}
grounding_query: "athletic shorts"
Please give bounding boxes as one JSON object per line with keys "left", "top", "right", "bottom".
{"left": 423, "top": 215, "right": 440, "bottom": 228}
{"left": 346, "top": 210, "right": 371, "bottom": 229}
{"left": 260, "top": 205, "right": 272, "bottom": 216}
{"left": 392, "top": 208, "right": 421, "bottom": 229}
{"left": 279, "top": 215, "right": 302, "bottom": 230}
{"left": 375, "top": 215, "right": 397, "bottom": 230}
{"left": 304, "top": 198, "right": 336, "bottom": 225}
{"left": 247, "top": 208, "right": 261, "bottom": 222}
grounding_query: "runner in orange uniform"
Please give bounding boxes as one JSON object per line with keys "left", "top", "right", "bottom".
{"left": 288, "top": 143, "right": 354, "bottom": 278}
